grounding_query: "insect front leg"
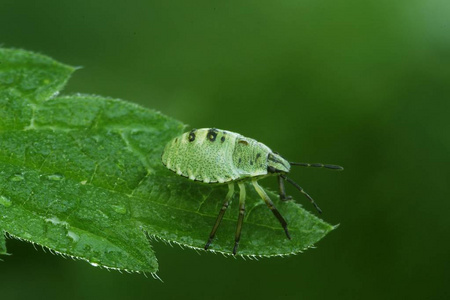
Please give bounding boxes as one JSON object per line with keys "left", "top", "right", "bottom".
{"left": 278, "top": 175, "right": 292, "bottom": 201}
{"left": 233, "top": 182, "right": 246, "bottom": 255}
{"left": 280, "top": 174, "right": 323, "bottom": 214}
{"left": 253, "top": 179, "right": 291, "bottom": 240}
{"left": 204, "top": 182, "right": 234, "bottom": 251}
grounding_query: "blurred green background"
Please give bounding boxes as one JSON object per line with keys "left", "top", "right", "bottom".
{"left": 1, "top": 0, "right": 449, "bottom": 299}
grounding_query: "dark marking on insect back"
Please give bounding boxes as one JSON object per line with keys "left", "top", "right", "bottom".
{"left": 189, "top": 129, "right": 196, "bottom": 142}
{"left": 207, "top": 128, "right": 218, "bottom": 142}
{"left": 255, "top": 153, "right": 261, "bottom": 161}
{"left": 220, "top": 130, "right": 227, "bottom": 142}
{"left": 250, "top": 161, "right": 253, "bottom": 165}
{"left": 238, "top": 140, "right": 249, "bottom": 145}
{"left": 238, "top": 158, "right": 242, "bottom": 164}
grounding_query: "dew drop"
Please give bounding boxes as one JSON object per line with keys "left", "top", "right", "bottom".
{"left": 9, "top": 173, "right": 24, "bottom": 181}
{"left": 0, "top": 195, "right": 12, "bottom": 207}
{"left": 45, "top": 216, "right": 68, "bottom": 226}
{"left": 67, "top": 231, "right": 80, "bottom": 242}
{"left": 111, "top": 205, "right": 127, "bottom": 215}
{"left": 47, "top": 173, "right": 64, "bottom": 181}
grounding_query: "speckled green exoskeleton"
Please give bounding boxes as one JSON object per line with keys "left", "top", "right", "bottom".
{"left": 161, "top": 128, "right": 343, "bottom": 255}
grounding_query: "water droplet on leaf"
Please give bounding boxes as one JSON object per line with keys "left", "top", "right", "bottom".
{"left": 0, "top": 195, "right": 12, "bottom": 207}
{"left": 111, "top": 205, "right": 127, "bottom": 215}
{"left": 67, "top": 231, "right": 80, "bottom": 242}
{"left": 47, "top": 174, "right": 64, "bottom": 181}
{"left": 9, "top": 173, "right": 24, "bottom": 181}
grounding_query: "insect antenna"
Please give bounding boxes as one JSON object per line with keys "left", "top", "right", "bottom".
{"left": 280, "top": 174, "right": 322, "bottom": 214}
{"left": 290, "top": 162, "right": 344, "bottom": 170}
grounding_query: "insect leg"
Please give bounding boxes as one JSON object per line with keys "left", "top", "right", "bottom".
{"left": 278, "top": 175, "right": 292, "bottom": 201}
{"left": 233, "top": 182, "right": 246, "bottom": 255}
{"left": 281, "top": 174, "right": 322, "bottom": 214}
{"left": 204, "top": 182, "right": 234, "bottom": 250}
{"left": 252, "top": 179, "right": 291, "bottom": 240}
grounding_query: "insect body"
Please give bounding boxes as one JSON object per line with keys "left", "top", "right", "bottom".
{"left": 161, "top": 128, "right": 343, "bottom": 255}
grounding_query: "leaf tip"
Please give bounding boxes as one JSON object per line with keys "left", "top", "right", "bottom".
{"left": 73, "top": 65, "right": 84, "bottom": 71}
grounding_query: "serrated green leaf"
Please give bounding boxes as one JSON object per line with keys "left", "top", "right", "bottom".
{"left": 0, "top": 48, "right": 334, "bottom": 274}
{"left": 0, "top": 231, "right": 7, "bottom": 256}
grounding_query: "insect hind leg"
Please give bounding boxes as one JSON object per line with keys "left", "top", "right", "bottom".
{"left": 252, "top": 179, "right": 291, "bottom": 240}
{"left": 233, "top": 182, "right": 246, "bottom": 255}
{"left": 204, "top": 182, "right": 234, "bottom": 251}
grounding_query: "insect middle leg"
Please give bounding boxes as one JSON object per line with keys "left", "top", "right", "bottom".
{"left": 204, "top": 182, "right": 234, "bottom": 250}
{"left": 253, "top": 179, "right": 291, "bottom": 240}
{"left": 233, "top": 182, "right": 246, "bottom": 255}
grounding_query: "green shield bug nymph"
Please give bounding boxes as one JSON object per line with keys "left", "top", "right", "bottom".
{"left": 161, "top": 128, "right": 343, "bottom": 255}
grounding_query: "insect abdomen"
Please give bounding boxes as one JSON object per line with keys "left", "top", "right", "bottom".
{"left": 162, "top": 129, "right": 241, "bottom": 183}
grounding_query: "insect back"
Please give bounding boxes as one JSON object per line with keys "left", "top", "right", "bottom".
{"left": 162, "top": 128, "right": 240, "bottom": 183}
{"left": 230, "top": 137, "right": 274, "bottom": 179}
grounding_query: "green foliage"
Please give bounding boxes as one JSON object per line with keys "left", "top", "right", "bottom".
{"left": 0, "top": 231, "right": 7, "bottom": 256}
{"left": 0, "top": 48, "right": 334, "bottom": 274}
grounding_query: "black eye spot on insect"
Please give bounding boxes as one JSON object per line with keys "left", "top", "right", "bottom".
{"left": 189, "top": 129, "right": 196, "bottom": 142}
{"left": 208, "top": 128, "right": 218, "bottom": 142}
